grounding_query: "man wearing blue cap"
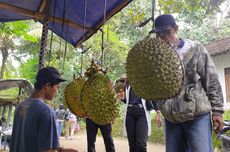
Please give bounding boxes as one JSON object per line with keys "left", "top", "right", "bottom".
{"left": 10, "top": 67, "right": 78, "bottom": 152}
{"left": 154, "top": 14, "right": 224, "bottom": 152}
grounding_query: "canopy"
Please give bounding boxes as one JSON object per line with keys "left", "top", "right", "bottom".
{"left": 0, "top": 0, "right": 132, "bottom": 47}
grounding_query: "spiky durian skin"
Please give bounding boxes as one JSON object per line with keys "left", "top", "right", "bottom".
{"left": 64, "top": 77, "right": 87, "bottom": 118}
{"left": 126, "top": 35, "right": 184, "bottom": 100}
{"left": 81, "top": 72, "right": 119, "bottom": 125}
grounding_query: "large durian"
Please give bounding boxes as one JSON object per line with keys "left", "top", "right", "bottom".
{"left": 64, "top": 76, "right": 87, "bottom": 118}
{"left": 81, "top": 62, "right": 119, "bottom": 125}
{"left": 126, "top": 34, "right": 184, "bottom": 100}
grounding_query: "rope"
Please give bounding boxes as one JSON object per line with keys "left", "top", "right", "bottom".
{"left": 62, "top": 38, "right": 68, "bottom": 73}
{"left": 60, "top": 0, "right": 66, "bottom": 73}
{"left": 100, "top": 0, "right": 107, "bottom": 68}
{"left": 80, "top": 46, "right": 83, "bottom": 76}
{"left": 48, "top": 0, "right": 57, "bottom": 66}
{"left": 78, "top": 0, "right": 88, "bottom": 76}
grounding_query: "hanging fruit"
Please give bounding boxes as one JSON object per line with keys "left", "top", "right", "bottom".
{"left": 64, "top": 75, "right": 87, "bottom": 118}
{"left": 81, "top": 62, "right": 119, "bottom": 125}
{"left": 126, "top": 34, "right": 184, "bottom": 100}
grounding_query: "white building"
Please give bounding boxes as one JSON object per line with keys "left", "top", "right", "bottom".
{"left": 205, "top": 37, "right": 230, "bottom": 109}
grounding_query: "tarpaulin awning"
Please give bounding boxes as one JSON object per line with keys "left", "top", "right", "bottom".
{"left": 0, "top": 0, "right": 132, "bottom": 47}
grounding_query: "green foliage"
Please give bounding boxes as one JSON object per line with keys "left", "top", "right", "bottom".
{"left": 149, "top": 113, "right": 165, "bottom": 144}
{"left": 0, "top": 20, "right": 38, "bottom": 79}
{"left": 83, "top": 25, "right": 129, "bottom": 81}
{"left": 158, "top": 0, "right": 224, "bottom": 17}
{"left": 114, "top": 0, "right": 152, "bottom": 46}
{"left": 18, "top": 57, "right": 38, "bottom": 84}
{"left": 112, "top": 118, "right": 124, "bottom": 137}
{"left": 224, "top": 110, "right": 230, "bottom": 120}
{"left": 213, "top": 132, "right": 222, "bottom": 150}
{"left": 0, "top": 21, "right": 37, "bottom": 42}
{"left": 179, "top": 18, "right": 230, "bottom": 44}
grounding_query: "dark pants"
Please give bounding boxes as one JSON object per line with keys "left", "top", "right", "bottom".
{"left": 86, "top": 118, "right": 115, "bottom": 152}
{"left": 126, "top": 106, "right": 148, "bottom": 152}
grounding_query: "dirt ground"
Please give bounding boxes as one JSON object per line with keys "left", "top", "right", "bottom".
{"left": 60, "top": 132, "right": 165, "bottom": 152}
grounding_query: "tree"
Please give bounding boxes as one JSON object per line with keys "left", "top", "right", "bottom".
{"left": 113, "top": 0, "right": 227, "bottom": 47}
{"left": 0, "top": 21, "right": 37, "bottom": 79}
{"left": 158, "top": 0, "right": 225, "bottom": 25}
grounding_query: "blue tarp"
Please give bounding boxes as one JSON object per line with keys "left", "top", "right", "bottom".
{"left": 0, "top": 0, "right": 132, "bottom": 47}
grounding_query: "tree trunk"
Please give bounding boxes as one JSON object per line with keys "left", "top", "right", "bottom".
{"left": 0, "top": 36, "right": 11, "bottom": 79}
{"left": 0, "top": 50, "right": 8, "bottom": 79}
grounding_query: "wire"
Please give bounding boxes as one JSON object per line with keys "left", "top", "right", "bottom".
{"left": 78, "top": 0, "right": 88, "bottom": 76}
{"left": 48, "top": 0, "right": 57, "bottom": 66}
{"left": 61, "top": 0, "right": 67, "bottom": 73}
{"left": 100, "top": 0, "right": 107, "bottom": 68}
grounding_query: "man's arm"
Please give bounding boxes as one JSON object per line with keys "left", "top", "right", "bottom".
{"left": 197, "top": 44, "right": 224, "bottom": 133}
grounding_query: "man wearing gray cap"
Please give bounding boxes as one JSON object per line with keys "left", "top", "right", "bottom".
{"left": 154, "top": 14, "right": 224, "bottom": 152}
{"left": 10, "top": 67, "right": 78, "bottom": 152}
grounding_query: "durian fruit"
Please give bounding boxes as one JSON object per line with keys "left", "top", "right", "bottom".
{"left": 81, "top": 63, "right": 119, "bottom": 125}
{"left": 126, "top": 34, "right": 184, "bottom": 100}
{"left": 64, "top": 76, "right": 87, "bottom": 118}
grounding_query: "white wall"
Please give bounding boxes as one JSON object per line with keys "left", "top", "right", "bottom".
{"left": 212, "top": 52, "right": 230, "bottom": 109}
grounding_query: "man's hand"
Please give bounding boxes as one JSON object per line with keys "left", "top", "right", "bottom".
{"left": 212, "top": 114, "right": 224, "bottom": 134}
{"left": 115, "top": 89, "right": 125, "bottom": 100}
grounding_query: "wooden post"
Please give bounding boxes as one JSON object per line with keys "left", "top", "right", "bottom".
{"left": 6, "top": 105, "right": 12, "bottom": 127}
{"left": 0, "top": 107, "right": 2, "bottom": 118}
{"left": 1, "top": 106, "right": 6, "bottom": 121}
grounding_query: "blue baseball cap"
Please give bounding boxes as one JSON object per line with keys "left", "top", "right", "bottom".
{"left": 36, "top": 67, "right": 66, "bottom": 84}
{"left": 153, "top": 14, "right": 176, "bottom": 34}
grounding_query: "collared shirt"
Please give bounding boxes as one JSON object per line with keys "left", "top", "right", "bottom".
{"left": 176, "top": 39, "right": 195, "bottom": 60}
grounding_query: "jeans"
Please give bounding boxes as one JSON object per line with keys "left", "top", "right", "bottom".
{"left": 165, "top": 114, "right": 213, "bottom": 152}
{"left": 86, "top": 118, "right": 115, "bottom": 152}
{"left": 56, "top": 120, "right": 63, "bottom": 138}
{"left": 126, "top": 106, "right": 148, "bottom": 152}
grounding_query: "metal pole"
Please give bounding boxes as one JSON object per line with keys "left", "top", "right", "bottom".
{"left": 152, "top": 0, "right": 156, "bottom": 29}
{"left": 100, "top": 29, "right": 104, "bottom": 68}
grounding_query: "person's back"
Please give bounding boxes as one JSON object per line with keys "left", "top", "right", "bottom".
{"left": 56, "top": 106, "right": 66, "bottom": 120}
{"left": 10, "top": 98, "right": 59, "bottom": 152}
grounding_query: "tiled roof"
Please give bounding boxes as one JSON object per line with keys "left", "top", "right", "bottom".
{"left": 205, "top": 37, "right": 230, "bottom": 56}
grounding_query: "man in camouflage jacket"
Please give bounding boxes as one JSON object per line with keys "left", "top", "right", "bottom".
{"left": 154, "top": 14, "right": 224, "bottom": 152}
